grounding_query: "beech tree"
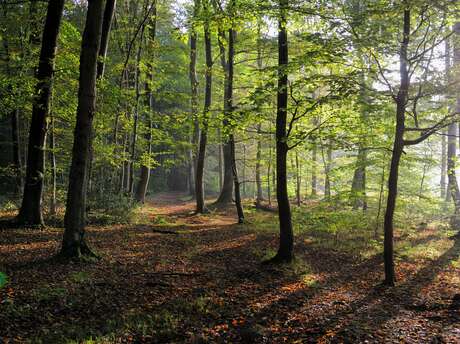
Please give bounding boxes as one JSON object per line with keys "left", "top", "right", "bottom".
{"left": 16, "top": 0, "right": 66, "bottom": 227}
{"left": 60, "top": 0, "right": 107, "bottom": 258}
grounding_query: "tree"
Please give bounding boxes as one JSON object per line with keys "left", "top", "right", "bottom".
{"left": 16, "top": 0, "right": 66, "bottom": 226}
{"left": 270, "top": 0, "right": 294, "bottom": 262}
{"left": 60, "top": 0, "right": 107, "bottom": 258}
{"left": 135, "top": 2, "right": 157, "bottom": 203}
{"left": 381, "top": 3, "right": 454, "bottom": 285}
{"left": 195, "top": 0, "right": 212, "bottom": 214}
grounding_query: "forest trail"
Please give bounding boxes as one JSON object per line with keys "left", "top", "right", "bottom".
{"left": 1, "top": 196, "right": 460, "bottom": 343}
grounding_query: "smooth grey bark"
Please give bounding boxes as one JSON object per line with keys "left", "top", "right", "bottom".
{"left": 17, "top": 0, "right": 66, "bottom": 226}
{"left": 195, "top": 3, "right": 212, "bottom": 213}
{"left": 311, "top": 142, "right": 317, "bottom": 197}
{"left": 255, "top": 124, "right": 264, "bottom": 206}
{"left": 48, "top": 110, "right": 57, "bottom": 216}
{"left": 215, "top": 28, "right": 234, "bottom": 205}
{"left": 86, "top": 0, "right": 117, "bottom": 194}
{"left": 441, "top": 128, "right": 447, "bottom": 199}
{"left": 323, "top": 143, "right": 332, "bottom": 200}
{"left": 188, "top": 0, "right": 199, "bottom": 197}
{"left": 449, "top": 22, "right": 460, "bottom": 227}
{"left": 295, "top": 151, "right": 301, "bottom": 206}
{"left": 269, "top": 0, "right": 293, "bottom": 263}
{"left": 60, "top": 0, "right": 106, "bottom": 259}
{"left": 226, "top": 24, "right": 244, "bottom": 222}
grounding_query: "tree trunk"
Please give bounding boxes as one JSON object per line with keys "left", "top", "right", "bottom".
{"left": 226, "top": 22, "right": 244, "bottom": 222}
{"left": 255, "top": 124, "right": 264, "bottom": 206}
{"left": 271, "top": 0, "right": 293, "bottom": 263}
{"left": 48, "top": 110, "right": 57, "bottom": 216}
{"left": 441, "top": 128, "right": 447, "bottom": 199}
{"left": 324, "top": 143, "right": 332, "bottom": 200}
{"left": 311, "top": 143, "right": 317, "bottom": 197}
{"left": 17, "top": 0, "right": 66, "bottom": 226}
{"left": 383, "top": 8, "right": 410, "bottom": 286}
{"left": 351, "top": 147, "right": 367, "bottom": 209}
{"left": 449, "top": 22, "right": 460, "bottom": 227}
{"left": 86, "top": 0, "right": 117, "bottom": 194}
{"left": 135, "top": 6, "right": 156, "bottom": 203}
{"left": 60, "top": 0, "right": 106, "bottom": 259}
{"left": 351, "top": 67, "right": 368, "bottom": 210}
{"left": 295, "top": 151, "right": 301, "bottom": 206}
{"left": 189, "top": 0, "right": 199, "bottom": 197}
{"left": 195, "top": 4, "right": 211, "bottom": 213}
{"left": 215, "top": 28, "right": 234, "bottom": 205}
{"left": 267, "top": 137, "right": 272, "bottom": 205}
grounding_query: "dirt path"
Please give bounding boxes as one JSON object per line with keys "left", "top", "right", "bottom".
{"left": 1, "top": 195, "right": 459, "bottom": 343}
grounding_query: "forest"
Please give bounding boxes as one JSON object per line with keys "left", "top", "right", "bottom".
{"left": 0, "top": 0, "right": 460, "bottom": 342}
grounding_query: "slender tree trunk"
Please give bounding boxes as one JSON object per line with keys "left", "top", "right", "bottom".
{"left": 49, "top": 110, "right": 57, "bottom": 216}
{"left": 189, "top": 0, "right": 199, "bottom": 197}
{"left": 242, "top": 144, "right": 247, "bottom": 197}
{"left": 441, "top": 128, "right": 447, "bottom": 199}
{"left": 195, "top": 4, "right": 211, "bottom": 213}
{"left": 449, "top": 22, "right": 460, "bottom": 227}
{"left": 267, "top": 137, "right": 272, "bottom": 205}
{"left": 351, "top": 147, "right": 367, "bottom": 209}
{"left": 323, "top": 143, "right": 332, "bottom": 200}
{"left": 135, "top": 6, "right": 156, "bottom": 203}
{"left": 255, "top": 124, "right": 264, "bottom": 205}
{"left": 311, "top": 143, "right": 317, "bottom": 197}
{"left": 17, "top": 0, "right": 66, "bottom": 226}
{"left": 129, "top": 28, "right": 145, "bottom": 194}
{"left": 225, "top": 22, "right": 244, "bottom": 222}
{"left": 60, "top": 0, "right": 106, "bottom": 259}
{"left": 295, "top": 151, "right": 301, "bottom": 206}
{"left": 215, "top": 28, "right": 234, "bottom": 205}
{"left": 271, "top": 0, "right": 293, "bottom": 263}
{"left": 218, "top": 130, "right": 223, "bottom": 191}
{"left": 383, "top": 8, "right": 410, "bottom": 286}
{"left": 375, "top": 162, "right": 386, "bottom": 239}
{"left": 351, "top": 69, "right": 368, "bottom": 210}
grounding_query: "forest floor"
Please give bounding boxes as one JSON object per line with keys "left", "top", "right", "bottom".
{"left": 1, "top": 192, "right": 460, "bottom": 343}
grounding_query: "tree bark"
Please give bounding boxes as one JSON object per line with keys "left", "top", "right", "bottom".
{"left": 135, "top": 4, "right": 157, "bottom": 203}
{"left": 226, "top": 22, "right": 244, "bottom": 222}
{"left": 449, "top": 22, "right": 460, "bottom": 227}
{"left": 189, "top": 0, "right": 199, "bottom": 197}
{"left": 323, "top": 143, "right": 332, "bottom": 200}
{"left": 129, "top": 26, "right": 145, "bottom": 194}
{"left": 215, "top": 28, "right": 234, "bottom": 205}
{"left": 255, "top": 124, "right": 264, "bottom": 206}
{"left": 48, "top": 109, "right": 57, "bottom": 216}
{"left": 271, "top": 0, "right": 293, "bottom": 263}
{"left": 60, "top": 0, "right": 106, "bottom": 259}
{"left": 86, "top": 0, "right": 117, "bottom": 194}
{"left": 383, "top": 8, "right": 410, "bottom": 286}
{"left": 441, "top": 127, "right": 447, "bottom": 199}
{"left": 16, "top": 0, "right": 66, "bottom": 226}
{"left": 295, "top": 151, "right": 301, "bottom": 206}
{"left": 195, "top": 3, "right": 212, "bottom": 213}
{"left": 311, "top": 142, "right": 317, "bottom": 197}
